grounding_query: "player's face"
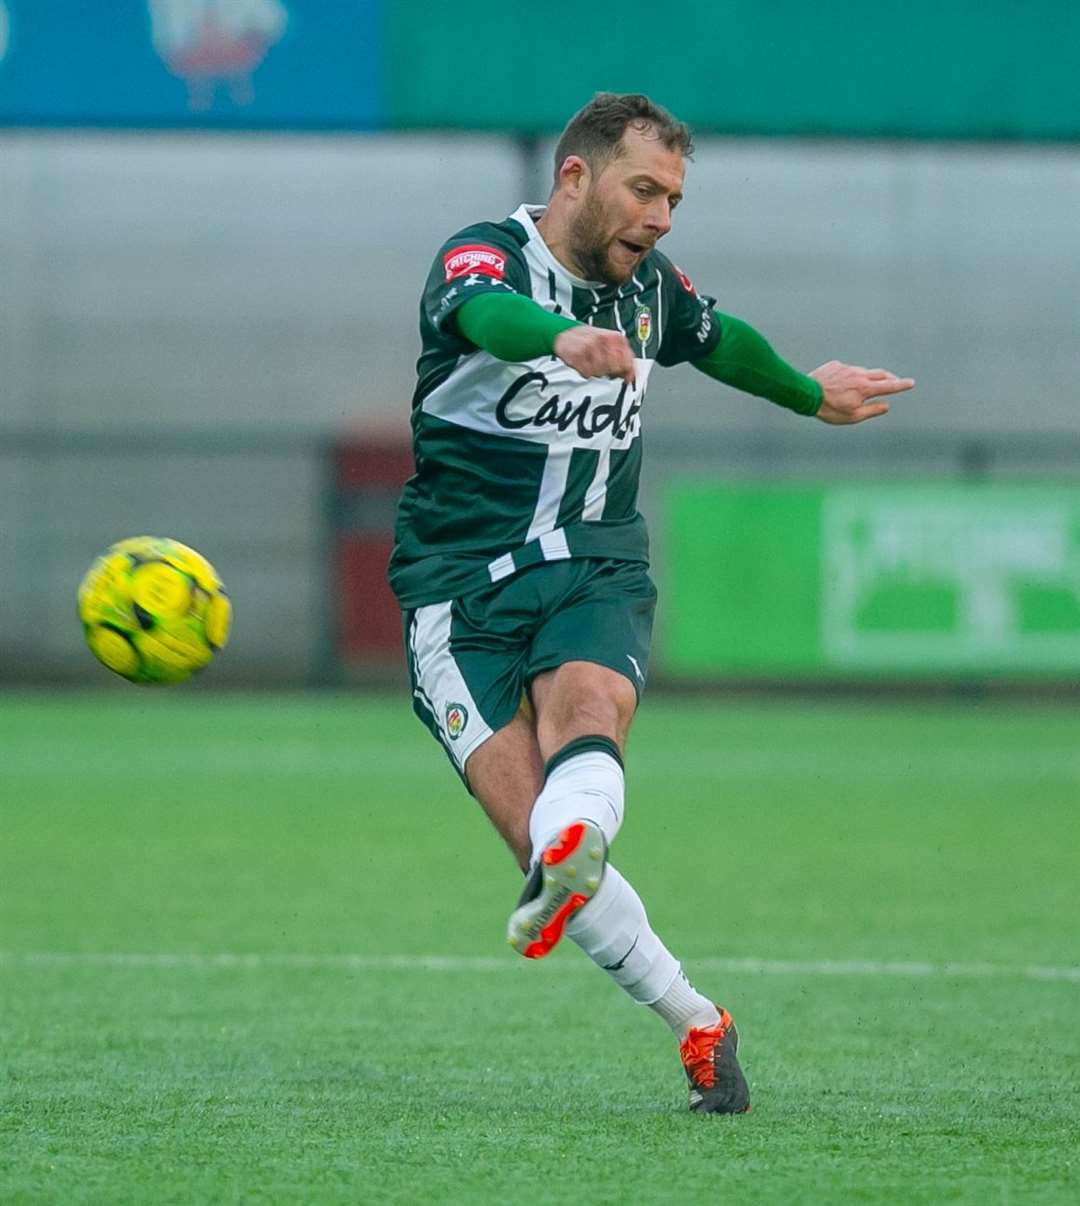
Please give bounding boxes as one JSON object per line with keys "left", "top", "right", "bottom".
{"left": 568, "top": 127, "right": 685, "bottom": 285}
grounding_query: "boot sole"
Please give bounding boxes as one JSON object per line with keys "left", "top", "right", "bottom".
{"left": 507, "top": 821, "right": 606, "bottom": 959}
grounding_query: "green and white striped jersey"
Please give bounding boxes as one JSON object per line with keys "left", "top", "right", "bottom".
{"left": 389, "top": 204, "right": 721, "bottom": 608}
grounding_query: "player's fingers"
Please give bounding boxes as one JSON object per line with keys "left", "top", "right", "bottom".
{"left": 867, "top": 377, "right": 915, "bottom": 396}
{"left": 611, "top": 343, "right": 636, "bottom": 384}
{"left": 594, "top": 356, "right": 632, "bottom": 381}
{"left": 852, "top": 401, "right": 890, "bottom": 423}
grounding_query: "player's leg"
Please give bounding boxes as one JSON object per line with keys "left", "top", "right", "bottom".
{"left": 525, "top": 658, "right": 748, "bottom": 1112}
{"left": 403, "top": 584, "right": 548, "bottom": 872}
{"left": 527, "top": 658, "right": 634, "bottom": 853}
{"left": 403, "top": 572, "right": 747, "bottom": 1112}
{"left": 463, "top": 701, "right": 543, "bottom": 871}
{"left": 514, "top": 562, "right": 750, "bottom": 1114}
{"left": 515, "top": 558, "right": 649, "bottom": 879}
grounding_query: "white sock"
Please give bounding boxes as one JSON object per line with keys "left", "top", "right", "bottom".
{"left": 528, "top": 749, "right": 624, "bottom": 864}
{"left": 564, "top": 864, "right": 719, "bottom": 1036}
{"left": 531, "top": 744, "right": 717, "bottom": 1038}
{"left": 649, "top": 972, "right": 722, "bottom": 1038}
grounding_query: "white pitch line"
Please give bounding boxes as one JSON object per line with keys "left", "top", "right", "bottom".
{"left": 0, "top": 951, "right": 1078, "bottom": 983}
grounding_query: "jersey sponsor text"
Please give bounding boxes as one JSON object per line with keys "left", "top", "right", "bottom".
{"left": 495, "top": 371, "right": 642, "bottom": 441}
{"left": 443, "top": 244, "right": 507, "bottom": 282}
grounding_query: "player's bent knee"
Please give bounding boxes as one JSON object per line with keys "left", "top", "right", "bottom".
{"left": 533, "top": 661, "right": 637, "bottom": 753}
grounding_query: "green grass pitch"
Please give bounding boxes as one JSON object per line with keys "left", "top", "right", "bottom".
{"left": 2, "top": 691, "right": 1078, "bottom": 1204}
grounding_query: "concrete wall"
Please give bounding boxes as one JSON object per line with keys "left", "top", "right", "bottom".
{"left": 2, "top": 132, "right": 1079, "bottom": 681}
{"left": 4, "top": 132, "right": 1078, "bottom": 437}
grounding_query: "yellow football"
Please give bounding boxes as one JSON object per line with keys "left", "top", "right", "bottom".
{"left": 77, "top": 536, "right": 231, "bottom": 684}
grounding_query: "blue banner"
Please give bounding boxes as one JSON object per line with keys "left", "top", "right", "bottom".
{"left": 0, "top": 0, "right": 383, "bottom": 129}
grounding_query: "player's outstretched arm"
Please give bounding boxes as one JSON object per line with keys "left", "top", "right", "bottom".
{"left": 691, "top": 313, "right": 914, "bottom": 424}
{"left": 809, "top": 360, "right": 916, "bottom": 425}
{"left": 690, "top": 313, "right": 822, "bottom": 414}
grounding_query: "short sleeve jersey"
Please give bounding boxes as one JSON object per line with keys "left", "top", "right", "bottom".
{"left": 389, "top": 204, "right": 721, "bottom": 608}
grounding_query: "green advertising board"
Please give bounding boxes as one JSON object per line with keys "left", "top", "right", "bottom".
{"left": 387, "top": 1, "right": 1080, "bottom": 140}
{"left": 664, "top": 482, "right": 1080, "bottom": 679}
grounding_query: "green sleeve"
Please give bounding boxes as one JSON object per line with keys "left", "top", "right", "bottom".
{"left": 456, "top": 292, "right": 580, "bottom": 362}
{"left": 692, "top": 312, "right": 823, "bottom": 416}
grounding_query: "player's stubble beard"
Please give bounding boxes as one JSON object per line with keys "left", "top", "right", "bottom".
{"left": 566, "top": 185, "right": 630, "bottom": 287}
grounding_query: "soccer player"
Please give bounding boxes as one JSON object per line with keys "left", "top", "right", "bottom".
{"left": 389, "top": 93, "right": 914, "bottom": 1114}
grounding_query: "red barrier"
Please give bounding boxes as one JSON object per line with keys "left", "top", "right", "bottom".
{"left": 327, "top": 435, "right": 413, "bottom": 674}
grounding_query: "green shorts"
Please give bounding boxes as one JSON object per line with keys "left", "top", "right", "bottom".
{"left": 403, "top": 558, "right": 656, "bottom": 781}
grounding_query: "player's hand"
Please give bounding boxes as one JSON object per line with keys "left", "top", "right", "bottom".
{"left": 809, "top": 360, "right": 915, "bottom": 425}
{"left": 554, "top": 326, "right": 636, "bottom": 385}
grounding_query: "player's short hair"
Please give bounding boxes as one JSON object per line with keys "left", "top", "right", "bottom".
{"left": 552, "top": 92, "right": 693, "bottom": 189}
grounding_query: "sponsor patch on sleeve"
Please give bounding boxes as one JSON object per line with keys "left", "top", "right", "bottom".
{"left": 443, "top": 243, "right": 507, "bottom": 283}
{"left": 673, "top": 264, "right": 697, "bottom": 294}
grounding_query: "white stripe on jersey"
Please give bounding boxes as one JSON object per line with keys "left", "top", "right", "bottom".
{"left": 552, "top": 269, "right": 574, "bottom": 316}
{"left": 610, "top": 287, "right": 626, "bottom": 335}
{"left": 631, "top": 273, "right": 648, "bottom": 357}
{"left": 522, "top": 238, "right": 573, "bottom": 317}
{"left": 487, "top": 552, "right": 515, "bottom": 583}
{"left": 525, "top": 445, "right": 574, "bottom": 541}
{"left": 539, "top": 528, "right": 571, "bottom": 561}
{"left": 581, "top": 447, "right": 612, "bottom": 521}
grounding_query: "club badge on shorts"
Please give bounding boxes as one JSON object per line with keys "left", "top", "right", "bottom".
{"left": 446, "top": 702, "right": 469, "bottom": 740}
{"left": 636, "top": 306, "right": 652, "bottom": 344}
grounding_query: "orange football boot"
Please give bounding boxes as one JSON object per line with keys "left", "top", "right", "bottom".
{"left": 679, "top": 1007, "right": 751, "bottom": 1114}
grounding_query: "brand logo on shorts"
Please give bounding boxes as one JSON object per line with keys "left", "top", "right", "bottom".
{"left": 443, "top": 244, "right": 507, "bottom": 283}
{"left": 635, "top": 306, "right": 652, "bottom": 344}
{"left": 446, "top": 702, "right": 469, "bottom": 740}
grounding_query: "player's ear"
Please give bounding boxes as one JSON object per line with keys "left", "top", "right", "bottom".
{"left": 558, "top": 155, "right": 589, "bottom": 198}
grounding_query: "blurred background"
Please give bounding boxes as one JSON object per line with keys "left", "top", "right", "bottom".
{"left": 2, "top": 0, "right": 1079, "bottom": 689}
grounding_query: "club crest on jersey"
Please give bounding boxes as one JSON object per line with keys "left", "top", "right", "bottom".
{"left": 445, "top": 702, "right": 469, "bottom": 740}
{"left": 443, "top": 244, "right": 507, "bottom": 283}
{"left": 635, "top": 306, "right": 652, "bottom": 344}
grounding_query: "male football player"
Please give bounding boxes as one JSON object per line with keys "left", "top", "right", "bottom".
{"left": 390, "top": 93, "right": 914, "bottom": 1114}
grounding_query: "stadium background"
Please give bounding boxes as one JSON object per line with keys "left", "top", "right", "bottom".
{"left": 3, "top": 6, "right": 1079, "bottom": 1205}
{"left": 3, "top": 0, "right": 1080, "bottom": 687}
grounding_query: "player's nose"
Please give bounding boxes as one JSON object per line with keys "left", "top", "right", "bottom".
{"left": 644, "top": 200, "right": 672, "bottom": 237}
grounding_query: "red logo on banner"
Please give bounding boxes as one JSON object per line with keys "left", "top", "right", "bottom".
{"left": 147, "top": 0, "right": 289, "bottom": 111}
{"left": 443, "top": 244, "right": 507, "bottom": 282}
